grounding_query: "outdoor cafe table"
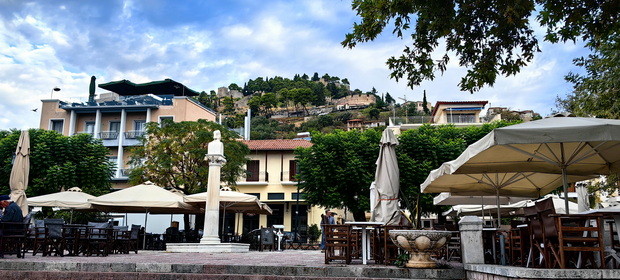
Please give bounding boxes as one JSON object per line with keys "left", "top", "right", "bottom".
{"left": 579, "top": 208, "right": 620, "bottom": 267}
{"left": 344, "top": 221, "right": 383, "bottom": 264}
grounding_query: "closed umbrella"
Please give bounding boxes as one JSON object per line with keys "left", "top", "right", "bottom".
{"left": 9, "top": 130, "right": 30, "bottom": 217}
{"left": 371, "top": 128, "right": 400, "bottom": 225}
{"left": 423, "top": 117, "right": 620, "bottom": 216}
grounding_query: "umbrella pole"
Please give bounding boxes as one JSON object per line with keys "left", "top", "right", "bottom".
{"left": 562, "top": 168, "right": 570, "bottom": 214}
{"left": 496, "top": 189, "right": 501, "bottom": 227}
{"left": 70, "top": 209, "right": 74, "bottom": 224}
{"left": 143, "top": 210, "right": 148, "bottom": 250}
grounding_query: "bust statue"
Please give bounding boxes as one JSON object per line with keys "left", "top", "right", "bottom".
{"left": 207, "top": 130, "right": 224, "bottom": 156}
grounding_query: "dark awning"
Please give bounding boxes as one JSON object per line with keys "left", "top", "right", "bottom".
{"left": 99, "top": 78, "right": 199, "bottom": 96}
{"left": 443, "top": 107, "right": 483, "bottom": 111}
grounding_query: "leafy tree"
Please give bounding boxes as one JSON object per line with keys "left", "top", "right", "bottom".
{"left": 342, "top": 0, "right": 619, "bottom": 92}
{"left": 556, "top": 36, "right": 620, "bottom": 118}
{"left": 221, "top": 96, "right": 236, "bottom": 115}
{"left": 128, "top": 120, "right": 249, "bottom": 195}
{"left": 311, "top": 72, "right": 320, "bottom": 81}
{"left": 0, "top": 129, "right": 114, "bottom": 197}
{"left": 296, "top": 129, "right": 382, "bottom": 221}
{"left": 228, "top": 83, "right": 242, "bottom": 91}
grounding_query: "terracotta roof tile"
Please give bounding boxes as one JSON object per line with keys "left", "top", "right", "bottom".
{"left": 241, "top": 139, "right": 313, "bottom": 151}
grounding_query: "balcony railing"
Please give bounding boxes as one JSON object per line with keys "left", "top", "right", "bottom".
{"left": 244, "top": 171, "right": 269, "bottom": 182}
{"left": 100, "top": 131, "right": 119, "bottom": 140}
{"left": 125, "top": 131, "right": 145, "bottom": 139}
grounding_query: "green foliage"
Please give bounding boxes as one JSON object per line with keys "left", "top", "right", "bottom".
{"left": 307, "top": 224, "right": 321, "bottom": 243}
{"left": 394, "top": 253, "right": 409, "bottom": 267}
{"left": 128, "top": 120, "right": 249, "bottom": 195}
{"left": 557, "top": 36, "right": 620, "bottom": 118}
{"left": 250, "top": 116, "right": 295, "bottom": 140}
{"left": 296, "top": 129, "right": 382, "bottom": 221}
{"left": 342, "top": 0, "right": 619, "bottom": 93}
{"left": 0, "top": 129, "right": 114, "bottom": 197}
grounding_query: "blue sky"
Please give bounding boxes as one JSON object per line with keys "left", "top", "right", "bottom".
{"left": 0, "top": 0, "right": 588, "bottom": 130}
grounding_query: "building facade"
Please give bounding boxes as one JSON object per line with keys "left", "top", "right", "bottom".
{"left": 430, "top": 101, "right": 488, "bottom": 124}
{"left": 231, "top": 139, "right": 335, "bottom": 239}
{"left": 39, "top": 78, "right": 217, "bottom": 189}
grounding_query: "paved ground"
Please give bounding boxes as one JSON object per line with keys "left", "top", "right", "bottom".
{"left": 0, "top": 249, "right": 466, "bottom": 279}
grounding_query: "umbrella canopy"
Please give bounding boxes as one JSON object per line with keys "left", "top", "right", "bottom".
{"left": 9, "top": 130, "right": 30, "bottom": 217}
{"left": 89, "top": 182, "right": 196, "bottom": 214}
{"left": 422, "top": 117, "right": 620, "bottom": 214}
{"left": 371, "top": 128, "right": 400, "bottom": 225}
{"left": 184, "top": 189, "right": 272, "bottom": 215}
{"left": 28, "top": 187, "right": 95, "bottom": 209}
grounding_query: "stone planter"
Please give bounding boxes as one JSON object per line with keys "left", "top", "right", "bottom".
{"left": 388, "top": 230, "right": 452, "bottom": 268}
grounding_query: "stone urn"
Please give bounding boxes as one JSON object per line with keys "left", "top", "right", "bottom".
{"left": 388, "top": 230, "right": 452, "bottom": 268}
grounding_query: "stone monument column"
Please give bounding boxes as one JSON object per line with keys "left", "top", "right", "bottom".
{"left": 201, "top": 130, "right": 226, "bottom": 244}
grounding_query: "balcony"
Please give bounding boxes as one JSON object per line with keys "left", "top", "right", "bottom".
{"left": 124, "top": 130, "right": 145, "bottom": 139}
{"left": 100, "top": 131, "right": 119, "bottom": 140}
{"left": 238, "top": 171, "right": 269, "bottom": 186}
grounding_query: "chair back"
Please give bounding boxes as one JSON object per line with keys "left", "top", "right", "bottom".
{"left": 88, "top": 222, "right": 111, "bottom": 229}
{"left": 130, "top": 224, "right": 141, "bottom": 240}
{"left": 44, "top": 219, "right": 65, "bottom": 239}
{"left": 535, "top": 197, "right": 555, "bottom": 214}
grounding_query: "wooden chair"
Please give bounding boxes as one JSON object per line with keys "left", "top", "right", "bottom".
{"left": 324, "top": 224, "right": 351, "bottom": 264}
{"left": 86, "top": 227, "right": 113, "bottom": 256}
{"left": 446, "top": 224, "right": 462, "bottom": 262}
{"left": 555, "top": 213, "right": 606, "bottom": 269}
{"left": 0, "top": 222, "right": 29, "bottom": 258}
{"left": 536, "top": 198, "right": 561, "bottom": 268}
{"left": 31, "top": 219, "right": 47, "bottom": 256}
{"left": 509, "top": 220, "right": 528, "bottom": 266}
{"left": 128, "top": 224, "right": 141, "bottom": 254}
{"left": 112, "top": 226, "right": 129, "bottom": 254}
{"left": 43, "top": 218, "right": 65, "bottom": 257}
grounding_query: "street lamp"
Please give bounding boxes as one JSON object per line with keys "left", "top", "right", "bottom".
{"left": 50, "top": 87, "right": 61, "bottom": 98}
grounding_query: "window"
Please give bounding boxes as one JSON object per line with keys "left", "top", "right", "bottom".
{"left": 109, "top": 121, "right": 120, "bottom": 132}
{"left": 291, "top": 192, "right": 305, "bottom": 200}
{"left": 50, "top": 120, "right": 64, "bottom": 134}
{"left": 289, "top": 160, "right": 299, "bottom": 181}
{"left": 447, "top": 113, "right": 475, "bottom": 124}
{"left": 134, "top": 120, "right": 146, "bottom": 132}
{"left": 85, "top": 121, "right": 95, "bottom": 135}
{"left": 246, "top": 160, "right": 260, "bottom": 181}
{"left": 159, "top": 116, "right": 174, "bottom": 127}
{"left": 267, "top": 193, "right": 285, "bottom": 200}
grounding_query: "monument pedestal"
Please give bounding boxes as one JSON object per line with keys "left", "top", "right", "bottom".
{"left": 166, "top": 242, "right": 250, "bottom": 253}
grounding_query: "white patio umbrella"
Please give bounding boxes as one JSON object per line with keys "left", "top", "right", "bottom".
{"left": 9, "top": 130, "right": 30, "bottom": 217}
{"left": 370, "top": 128, "right": 400, "bottom": 225}
{"left": 423, "top": 117, "right": 620, "bottom": 216}
{"left": 28, "top": 187, "right": 96, "bottom": 223}
{"left": 185, "top": 188, "right": 272, "bottom": 236}
{"left": 89, "top": 181, "right": 197, "bottom": 248}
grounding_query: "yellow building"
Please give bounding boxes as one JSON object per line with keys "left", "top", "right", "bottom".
{"left": 39, "top": 78, "right": 217, "bottom": 189}
{"left": 232, "top": 139, "right": 342, "bottom": 238}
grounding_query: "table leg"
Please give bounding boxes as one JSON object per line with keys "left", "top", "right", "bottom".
{"left": 361, "top": 227, "right": 367, "bottom": 265}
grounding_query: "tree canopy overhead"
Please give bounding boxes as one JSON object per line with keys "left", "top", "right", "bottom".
{"left": 342, "top": 0, "right": 620, "bottom": 93}
{"left": 0, "top": 129, "right": 114, "bottom": 197}
{"left": 128, "top": 120, "right": 249, "bottom": 195}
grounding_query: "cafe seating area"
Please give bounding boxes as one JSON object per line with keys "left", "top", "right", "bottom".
{"left": 477, "top": 197, "right": 610, "bottom": 269}
{"left": 0, "top": 218, "right": 142, "bottom": 258}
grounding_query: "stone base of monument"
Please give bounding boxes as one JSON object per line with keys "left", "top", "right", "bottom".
{"left": 166, "top": 242, "right": 250, "bottom": 253}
